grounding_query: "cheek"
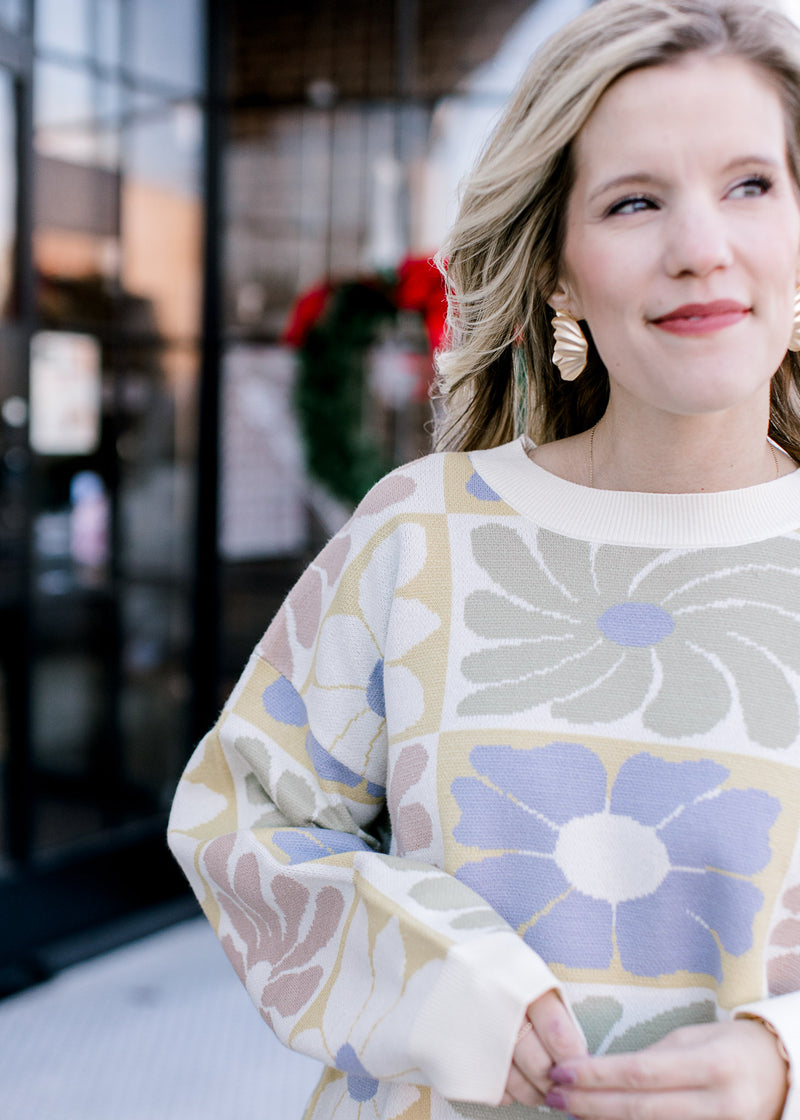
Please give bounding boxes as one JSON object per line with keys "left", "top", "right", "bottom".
{"left": 563, "top": 251, "right": 618, "bottom": 320}
{"left": 563, "top": 233, "right": 645, "bottom": 325}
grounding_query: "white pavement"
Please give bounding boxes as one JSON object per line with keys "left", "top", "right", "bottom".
{"left": 0, "top": 917, "right": 323, "bottom": 1120}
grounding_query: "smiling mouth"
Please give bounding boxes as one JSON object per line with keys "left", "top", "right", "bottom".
{"left": 651, "top": 301, "right": 750, "bottom": 335}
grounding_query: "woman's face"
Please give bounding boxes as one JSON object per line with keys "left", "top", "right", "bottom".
{"left": 555, "top": 53, "right": 800, "bottom": 423}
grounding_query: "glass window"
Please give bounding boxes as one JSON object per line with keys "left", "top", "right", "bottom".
{"left": 34, "top": 62, "right": 121, "bottom": 324}
{"left": 117, "top": 343, "right": 199, "bottom": 581}
{"left": 121, "top": 99, "right": 203, "bottom": 341}
{"left": 95, "top": 0, "right": 120, "bottom": 69}
{"left": 35, "top": 0, "right": 90, "bottom": 57}
{"left": 0, "top": 0, "right": 25, "bottom": 32}
{"left": 121, "top": 582, "right": 191, "bottom": 810}
{"left": 34, "top": 60, "right": 120, "bottom": 168}
{"left": 0, "top": 72, "right": 17, "bottom": 322}
{"left": 127, "top": 0, "right": 202, "bottom": 93}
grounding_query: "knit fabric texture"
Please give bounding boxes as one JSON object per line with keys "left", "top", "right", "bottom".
{"left": 169, "top": 438, "right": 800, "bottom": 1120}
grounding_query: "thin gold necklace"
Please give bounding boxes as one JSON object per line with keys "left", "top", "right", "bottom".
{"left": 587, "top": 424, "right": 780, "bottom": 488}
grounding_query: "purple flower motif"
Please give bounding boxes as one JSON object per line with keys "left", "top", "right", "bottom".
{"left": 366, "top": 660, "right": 386, "bottom": 718}
{"left": 273, "top": 828, "right": 372, "bottom": 864}
{"left": 262, "top": 675, "right": 308, "bottom": 726}
{"left": 453, "top": 743, "right": 780, "bottom": 980}
{"left": 334, "top": 1043, "right": 379, "bottom": 1101}
{"left": 466, "top": 471, "right": 501, "bottom": 502}
{"left": 306, "top": 731, "right": 385, "bottom": 799}
{"left": 597, "top": 603, "right": 674, "bottom": 647}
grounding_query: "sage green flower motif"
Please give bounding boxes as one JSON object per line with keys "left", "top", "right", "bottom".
{"left": 572, "top": 995, "right": 717, "bottom": 1054}
{"left": 449, "top": 998, "right": 717, "bottom": 1119}
{"left": 459, "top": 527, "right": 800, "bottom": 747}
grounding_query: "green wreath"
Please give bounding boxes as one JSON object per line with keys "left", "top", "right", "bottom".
{"left": 293, "top": 279, "right": 398, "bottom": 507}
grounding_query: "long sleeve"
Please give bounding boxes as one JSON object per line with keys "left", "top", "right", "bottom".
{"left": 167, "top": 486, "right": 564, "bottom": 1106}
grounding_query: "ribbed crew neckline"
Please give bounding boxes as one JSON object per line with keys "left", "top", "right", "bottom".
{"left": 468, "top": 436, "right": 800, "bottom": 548}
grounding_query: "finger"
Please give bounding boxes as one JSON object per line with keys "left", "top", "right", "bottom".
{"left": 526, "top": 989, "right": 587, "bottom": 1066}
{"left": 549, "top": 1048, "right": 714, "bottom": 1093}
{"left": 505, "top": 1062, "right": 546, "bottom": 1108}
{"left": 545, "top": 1087, "right": 717, "bottom": 1120}
{"left": 513, "top": 1030, "right": 558, "bottom": 1096}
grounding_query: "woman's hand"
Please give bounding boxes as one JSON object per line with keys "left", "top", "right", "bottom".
{"left": 501, "top": 989, "right": 587, "bottom": 1107}
{"left": 542, "top": 1018, "right": 790, "bottom": 1120}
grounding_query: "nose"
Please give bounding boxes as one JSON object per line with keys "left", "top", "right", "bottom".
{"left": 663, "top": 198, "right": 734, "bottom": 278}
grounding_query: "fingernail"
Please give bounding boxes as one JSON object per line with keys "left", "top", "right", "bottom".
{"left": 545, "top": 1090, "right": 567, "bottom": 1110}
{"left": 550, "top": 1066, "right": 577, "bottom": 1085}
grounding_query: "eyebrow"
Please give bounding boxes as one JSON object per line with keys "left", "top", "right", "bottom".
{"left": 586, "top": 154, "right": 783, "bottom": 205}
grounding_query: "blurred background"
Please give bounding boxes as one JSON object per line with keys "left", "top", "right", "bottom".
{"left": 0, "top": 0, "right": 600, "bottom": 994}
{"left": 3, "top": 2, "right": 800, "bottom": 1112}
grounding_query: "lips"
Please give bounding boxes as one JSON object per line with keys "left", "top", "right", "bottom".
{"left": 651, "top": 300, "right": 750, "bottom": 336}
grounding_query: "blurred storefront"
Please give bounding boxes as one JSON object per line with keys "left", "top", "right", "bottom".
{"left": 0, "top": 0, "right": 590, "bottom": 993}
{"left": 0, "top": 0, "right": 212, "bottom": 993}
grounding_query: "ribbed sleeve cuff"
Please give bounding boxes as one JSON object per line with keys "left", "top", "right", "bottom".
{"left": 408, "top": 931, "right": 577, "bottom": 1104}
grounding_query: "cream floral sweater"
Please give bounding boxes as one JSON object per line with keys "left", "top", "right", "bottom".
{"left": 169, "top": 438, "right": 800, "bottom": 1120}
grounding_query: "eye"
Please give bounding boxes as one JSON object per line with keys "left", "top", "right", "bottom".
{"left": 727, "top": 174, "right": 774, "bottom": 199}
{"left": 605, "top": 194, "right": 659, "bottom": 216}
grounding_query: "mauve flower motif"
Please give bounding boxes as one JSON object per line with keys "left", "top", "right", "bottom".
{"left": 768, "top": 884, "right": 800, "bottom": 995}
{"left": 387, "top": 742, "right": 434, "bottom": 856}
{"left": 459, "top": 527, "right": 800, "bottom": 748}
{"left": 452, "top": 742, "right": 780, "bottom": 980}
{"left": 201, "top": 833, "right": 345, "bottom": 1022}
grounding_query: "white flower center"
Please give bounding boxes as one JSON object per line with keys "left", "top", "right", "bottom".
{"left": 554, "top": 811, "right": 671, "bottom": 904}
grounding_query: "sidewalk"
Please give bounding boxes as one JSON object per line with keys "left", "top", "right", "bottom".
{"left": 0, "top": 916, "right": 323, "bottom": 1120}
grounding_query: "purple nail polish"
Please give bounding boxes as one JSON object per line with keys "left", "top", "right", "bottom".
{"left": 550, "top": 1066, "right": 577, "bottom": 1085}
{"left": 545, "top": 1089, "right": 567, "bottom": 1110}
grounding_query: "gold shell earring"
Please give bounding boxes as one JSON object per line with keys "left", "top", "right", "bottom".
{"left": 788, "top": 287, "right": 800, "bottom": 352}
{"left": 552, "top": 309, "right": 588, "bottom": 381}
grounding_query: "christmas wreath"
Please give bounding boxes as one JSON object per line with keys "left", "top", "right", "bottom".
{"left": 283, "top": 256, "right": 447, "bottom": 507}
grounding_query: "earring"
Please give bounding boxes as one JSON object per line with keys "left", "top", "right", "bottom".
{"left": 552, "top": 309, "right": 588, "bottom": 381}
{"left": 788, "top": 287, "right": 800, "bottom": 352}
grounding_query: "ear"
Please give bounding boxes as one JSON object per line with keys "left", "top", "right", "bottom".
{"left": 547, "top": 279, "right": 582, "bottom": 318}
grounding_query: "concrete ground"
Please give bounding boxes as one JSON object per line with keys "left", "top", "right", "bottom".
{"left": 0, "top": 917, "right": 323, "bottom": 1120}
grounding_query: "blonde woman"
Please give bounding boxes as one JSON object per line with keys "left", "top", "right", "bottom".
{"left": 169, "top": 2, "right": 800, "bottom": 1117}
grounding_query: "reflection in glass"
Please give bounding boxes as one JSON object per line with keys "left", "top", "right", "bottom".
{"left": 31, "top": 647, "right": 110, "bottom": 850}
{"left": 0, "top": 0, "right": 24, "bottom": 32}
{"left": 34, "top": 63, "right": 121, "bottom": 323}
{"left": 117, "top": 344, "right": 198, "bottom": 580}
{"left": 122, "top": 101, "right": 202, "bottom": 340}
{"left": 34, "top": 60, "right": 120, "bottom": 168}
{"left": 29, "top": 331, "right": 102, "bottom": 456}
{"left": 128, "top": 0, "right": 202, "bottom": 92}
{"left": 35, "top": 0, "right": 89, "bottom": 56}
{"left": 0, "top": 72, "right": 16, "bottom": 321}
{"left": 121, "top": 584, "right": 190, "bottom": 809}
{"left": 95, "top": 0, "right": 120, "bottom": 68}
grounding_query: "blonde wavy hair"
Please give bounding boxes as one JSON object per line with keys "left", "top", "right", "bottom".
{"left": 433, "top": 0, "right": 800, "bottom": 457}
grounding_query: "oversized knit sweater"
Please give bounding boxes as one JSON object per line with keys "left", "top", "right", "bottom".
{"left": 169, "top": 437, "right": 800, "bottom": 1120}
